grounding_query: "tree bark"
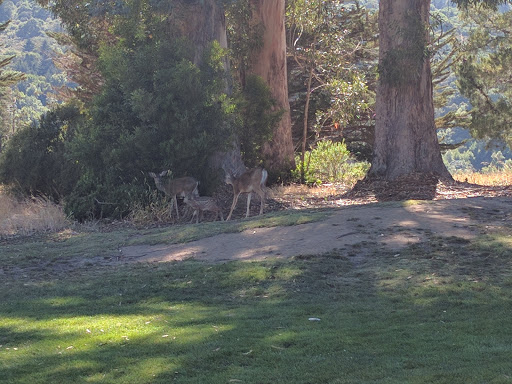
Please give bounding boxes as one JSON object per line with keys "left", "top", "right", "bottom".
{"left": 167, "top": 0, "right": 244, "bottom": 174}
{"left": 248, "top": 0, "right": 295, "bottom": 179}
{"left": 369, "top": 0, "right": 451, "bottom": 181}
{"left": 166, "top": 0, "right": 228, "bottom": 68}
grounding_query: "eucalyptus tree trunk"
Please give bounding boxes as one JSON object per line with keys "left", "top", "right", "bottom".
{"left": 166, "top": 0, "right": 229, "bottom": 71}
{"left": 168, "top": 0, "right": 245, "bottom": 174}
{"left": 369, "top": 0, "right": 451, "bottom": 180}
{"left": 248, "top": 0, "right": 295, "bottom": 179}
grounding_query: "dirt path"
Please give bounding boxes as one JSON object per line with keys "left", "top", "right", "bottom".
{"left": 121, "top": 196, "right": 512, "bottom": 264}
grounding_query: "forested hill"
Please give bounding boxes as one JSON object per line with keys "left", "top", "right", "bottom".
{"left": 0, "top": 0, "right": 471, "bottom": 124}
{"left": 0, "top": 0, "right": 67, "bottom": 130}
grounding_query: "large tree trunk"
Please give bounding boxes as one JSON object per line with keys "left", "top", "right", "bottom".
{"left": 369, "top": 0, "right": 451, "bottom": 180}
{"left": 166, "top": 0, "right": 228, "bottom": 70}
{"left": 168, "top": 0, "right": 244, "bottom": 175}
{"left": 248, "top": 0, "right": 295, "bottom": 179}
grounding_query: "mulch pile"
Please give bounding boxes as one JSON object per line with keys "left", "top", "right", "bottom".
{"left": 348, "top": 173, "right": 512, "bottom": 202}
{"left": 265, "top": 173, "right": 512, "bottom": 213}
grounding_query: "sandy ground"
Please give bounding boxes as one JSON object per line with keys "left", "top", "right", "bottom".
{"left": 120, "top": 196, "right": 512, "bottom": 264}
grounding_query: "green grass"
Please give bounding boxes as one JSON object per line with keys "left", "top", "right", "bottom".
{"left": 1, "top": 212, "right": 512, "bottom": 383}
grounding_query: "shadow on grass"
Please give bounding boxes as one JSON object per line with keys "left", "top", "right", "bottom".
{"left": 2, "top": 230, "right": 512, "bottom": 383}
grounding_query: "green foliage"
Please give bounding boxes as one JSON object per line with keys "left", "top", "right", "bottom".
{"left": 0, "top": 102, "right": 82, "bottom": 200}
{"left": 0, "top": 0, "right": 66, "bottom": 134}
{"left": 286, "top": 0, "right": 377, "bottom": 162}
{"left": 451, "top": 0, "right": 511, "bottom": 9}
{"left": 455, "top": 7, "right": 512, "bottom": 149}
{"left": 442, "top": 129, "right": 512, "bottom": 172}
{"left": 481, "top": 150, "right": 512, "bottom": 173}
{"left": 234, "top": 74, "right": 281, "bottom": 168}
{"left": 293, "top": 140, "right": 369, "bottom": 185}
{"left": 443, "top": 143, "right": 476, "bottom": 173}
{"left": 313, "top": 74, "right": 370, "bottom": 133}
{"left": 61, "top": 6, "right": 232, "bottom": 220}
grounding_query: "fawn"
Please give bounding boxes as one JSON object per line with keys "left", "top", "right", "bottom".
{"left": 183, "top": 195, "right": 224, "bottom": 223}
{"left": 148, "top": 171, "right": 199, "bottom": 219}
{"left": 225, "top": 167, "right": 268, "bottom": 220}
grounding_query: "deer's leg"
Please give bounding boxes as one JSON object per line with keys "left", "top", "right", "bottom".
{"left": 173, "top": 195, "right": 180, "bottom": 219}
{"left": 258, "top": 190, "right": 265, "bottom": 215}
{"left": 169, "top": 197, "right": 175, "bottom": 219}
{"left": 227, "top": 193, "right": 240, "bottom": 221}
{"left": 246, "top": 192, "right": 252, "bottom": 218}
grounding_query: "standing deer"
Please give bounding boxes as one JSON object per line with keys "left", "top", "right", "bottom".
{"left": 183, "top": 195, "right": 224, "bottom": 223}
{"left": 148, "top": 171, "right": 199, "bottom": 219}
{"left": 225, "top": 167, "right": 268, "bottom": 221}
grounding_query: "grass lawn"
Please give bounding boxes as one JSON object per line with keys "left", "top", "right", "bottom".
{"left": 1, "top": 213, "right": 512, "bottom": 383}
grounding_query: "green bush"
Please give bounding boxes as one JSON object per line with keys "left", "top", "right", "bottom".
{"left": 234, "top": 74, "right": 282, "bottom": 168}
{"left": 293, "top": 140, "right": 369, "bottom": 185}
{"left": 0, "top": 102, "right": 83, "bottom": 201}
{"left": 63, "top": 36, "right": 233, "bottom": 220}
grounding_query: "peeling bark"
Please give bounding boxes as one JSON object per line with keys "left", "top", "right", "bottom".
{"left": 248, "top": 0, "right": 295, "bottom": 179}
{"left": 370, "top": 0, "right": 451, "bottom": 181}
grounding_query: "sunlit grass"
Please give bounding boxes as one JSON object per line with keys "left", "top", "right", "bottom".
{"left": 2, "top": 228, "right": 512, "bottom": 383}
{"left": 130, "top": 209, "right": 329, "bottom": 246}
{"left": 1, "top": 172, "right": 512, "bottom": 382}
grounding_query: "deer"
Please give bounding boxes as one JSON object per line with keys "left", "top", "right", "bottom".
{"left": 225, "top": 167, "right": 268, "bottom": 221}
{"left": 183, "top": 195, "right": 224, "bottom": 223}
{"left": 148, "top": 171, "right": 199, "bottom": 219}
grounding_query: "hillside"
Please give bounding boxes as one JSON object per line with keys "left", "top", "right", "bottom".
{"left": 0, "top": 0, "right": 67, "bottom": 132}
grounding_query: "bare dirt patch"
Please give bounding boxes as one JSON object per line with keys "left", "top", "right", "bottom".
{"left": 121, "top": 177, "right": 512, "bottom": 265}
{"left": 4, "top": 178, "right": 512, "bottom": 278}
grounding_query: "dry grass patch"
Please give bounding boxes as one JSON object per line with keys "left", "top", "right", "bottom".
{"left": 0, "top": 187, "right": 69, "bottom": 238}
{"left": 453, "top": 170, "right": 512, "bottom": 186}
{"left": 271, "top": 183, "right": 351, "bottom": 209}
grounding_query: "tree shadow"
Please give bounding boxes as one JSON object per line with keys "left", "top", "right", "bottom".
{"left": 347, "top": 173, "right": 439, "bottom": 202}
{"left": 2, "top": 226, "right": 512, "bottom": 382}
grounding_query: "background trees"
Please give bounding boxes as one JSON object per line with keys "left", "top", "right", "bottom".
{"left": 457, "top": 6, "right": 512, "bottom": 148}
{"left": 2, "top": 0, "right": 512, "bottom": 218}
{"left": 0, "top": 0, "right": 63, "bottom": 138}
{"left": 286, "top": 0, "right": 377, "bottom": 182}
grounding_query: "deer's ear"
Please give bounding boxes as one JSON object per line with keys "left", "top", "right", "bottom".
{"left": 159, "top": 170, "right": 167, "bottom": 177}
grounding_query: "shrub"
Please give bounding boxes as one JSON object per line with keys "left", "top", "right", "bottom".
{"left": 63, "top": 38, "right": 233, "bottom": 220}
{"left": 0, "top": 102, "right": 83, "bottom": 201}
{"left": 234, "top": 74, "right": 282, "bottom": 168}
{"left": 293, "top": 140, "right": 369, "bottom": 185}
